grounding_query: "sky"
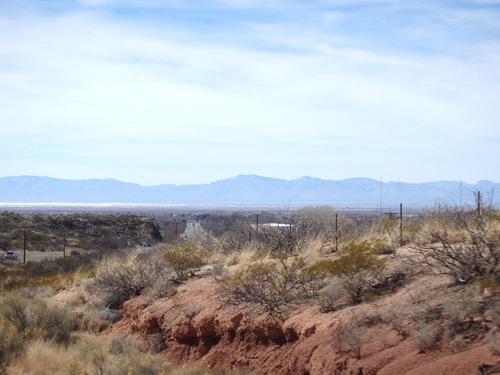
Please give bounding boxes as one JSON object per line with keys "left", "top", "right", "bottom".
{"left": 1, "top": 0, "right": 499, "bottom": 186}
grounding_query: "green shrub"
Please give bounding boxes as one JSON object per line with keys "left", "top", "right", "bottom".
{"left": 164, "top": 240, "right": 208, "bottom": 279}
{"left": 308, "top": 240, "right": 386, "bottom": 304}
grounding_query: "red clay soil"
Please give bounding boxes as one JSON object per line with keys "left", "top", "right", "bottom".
{"left": 113, "top": 274, "right": 500, "bottom": 375}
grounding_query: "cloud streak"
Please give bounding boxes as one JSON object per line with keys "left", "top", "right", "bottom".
{"left": 0, "top": 0, "right": 499, "bottom": 185}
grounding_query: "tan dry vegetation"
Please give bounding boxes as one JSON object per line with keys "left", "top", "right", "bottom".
{"left": 1, "top": 202, "right": 500, "bottom": 374}
{"left": 112, "top": 250, "right": 500, "bottom": 375}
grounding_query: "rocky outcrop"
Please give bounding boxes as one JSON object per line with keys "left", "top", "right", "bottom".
{"left": 113, "top": 276, "right": 500, "bottom": 375}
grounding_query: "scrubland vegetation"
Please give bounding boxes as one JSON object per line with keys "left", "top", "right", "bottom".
{"left": 1, "top": 197, "right": 499, "bottom": 374}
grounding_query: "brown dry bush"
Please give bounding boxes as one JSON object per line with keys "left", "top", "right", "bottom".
{"left": 0, "top": 294, "right": 77, "bottom": 344}
{"left": 0, "top": 320, "right": 24, "bottom": 366}
{"left": 415, "top": 201, "right": 500, "bottom": 285}
{"left": 331, "top": 312, "right": 367, "bottom": 359}
{"left": 216, "top": 254, "right": 326, "bottom": 315}
{"left": 0, "top": 292, "right": 80, "bottom": 369}
{"left": 318, "top": 280, "right": 347, "bottom": 313}
{"left": 487, "top": 330, "right": 500, "bottom": 355}
{"left": 411, "top": 322, "right": 443, "bottom": 352}
{"left": 381, "top": 306, "right": 412, "bottom": 338}
{"left": 92, "top": 252, "right": 175, "bottom": 308}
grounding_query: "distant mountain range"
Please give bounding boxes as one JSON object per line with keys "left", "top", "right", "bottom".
{"left": 0, "top": 175, "right": 498, "bottom": 207}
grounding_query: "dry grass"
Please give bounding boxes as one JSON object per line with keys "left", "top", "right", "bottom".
{"left": 3, "top": 205, "right": 500, "bottom": 374}
{"left": 7, "top": 333, "right": 172, "bottom": 375}
{"left": 7, "top": 340, "right": 71, "bottom": 375}
{"left": 7, "top": 332, "right": 251, "bottom": 375}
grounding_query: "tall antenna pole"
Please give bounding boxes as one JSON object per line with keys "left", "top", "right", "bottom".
{"left": 380, "top": 177, "right": 383, "bottom": 216}
{"left": 460, "top": 178, "right": 462, "bottom": 209}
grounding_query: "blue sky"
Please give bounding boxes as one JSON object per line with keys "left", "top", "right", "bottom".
{"left": 1, "top": 0, "right": 499, "bottom": 186}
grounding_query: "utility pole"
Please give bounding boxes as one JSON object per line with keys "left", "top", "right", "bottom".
{"left": 256, "top": 214, "right": 259, "bottom": 235}
{"left": 335, "top": 213, "right": 338, "bottom": 253}
{"left": 399, "top": 203, "right": 403, "bottom": 247}
{"left": 62, "top": 224, "right": 66, "bottom": 259}
{"left": 23, "top": 223, "right": 27, "bottom": 264}
{"left": 477, "top": 191, "right": 481, "bottom": 217}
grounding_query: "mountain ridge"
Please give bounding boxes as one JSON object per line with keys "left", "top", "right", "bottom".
{"left": 0, "top": 175, "right": 497, "bottom": 206}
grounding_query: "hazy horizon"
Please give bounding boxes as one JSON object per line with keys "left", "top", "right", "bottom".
{"left": 1, "top": 1, "right": 499, "bottom": 186}
{"left": 2, "top": 173, "right": 499, "bottom": 186}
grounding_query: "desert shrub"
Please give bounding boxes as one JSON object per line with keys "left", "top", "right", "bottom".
{"left": 415, "top": 202, "right": 468, "bottom": 244}
{"left": 488, "top": 330, "right": 500, "bottom": 355}
{"left": 443, "top": 287, "right": 486, "bottom": 324}
{"left": 447, "top": 333, "right": 469, "bottom": 353}
{"left": 370, "top": 217, "right": 400, "bottom": 254}
{"left": 0, "top": 294, "right": 77, "bottom": 344}
{"left": 291, "top": 206, "right": 344, "bottom": 244}
{"left": 216, "top": 254, "right": 326, "bottom": 315}
{"left": 308, "top": 239, "right": 387, "bottom": 304}
{"left": 331, "top": 312, "right": 366, "bottom": 359}
{"left": 143, "top": 277, "right": 178, "bottom": 299}
{"left": 7, "top": 333, "right": 172, "bottom": 375}
{"left": 318, "top": 280, "right": 346, "bottom": 312}
{"left": 411, "top": 322, "right": 443, "bottom": 352}
{"left": 23, "top": 259, "right": 63, "bottom": 277}
{"left": 249, "top": 207, "right": 346, "bottom": 255}
{"left": 254, "top": 224, "right": 297, "bottom": 255}
{"left": 74, "top": 307, "right": 114, "bottom": 333}
{"left": 26, "top": 299, "right": 77, "bottom": 344}
{"left": 381, "top": 306, "right": 410, "bottom": 338}
{"left": 1, "top": 254, "right": 96, "bottom": 294}
{"left": 92, "top": 253, "right": 175, "bottom": 308}
{"left": 487, "top": 299, "right": 500, "bottom": 326}
{"left": 0, "top": 294, "right": 31, "bottom": 333}
{"left": 6, "top": 339, "right": 70, "bottom": 375}
{"left": 210, "top": 213, "right": 253, "bottom": 253}
{"left": 100, "top": 307, "right": 123, "bottom": 323}
{"left": 164, "top": 240, "right": 209, "bottom": 279}
{"left": 415, "top": 203, "right": 500, "bottom": 284}
{"left": 0, "top": 292, "right": 80, "bottom": 368}
{"left": 0, "top": 320, "right": 24, "bottom": 365}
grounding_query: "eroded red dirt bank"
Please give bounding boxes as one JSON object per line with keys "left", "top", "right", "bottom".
{"left": 113, "top": 276, "right": 500, "bottom": 375}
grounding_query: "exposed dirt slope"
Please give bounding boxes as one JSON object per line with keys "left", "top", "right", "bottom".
{"left": 113, "top": 272, "right": 500, "bottom": 375}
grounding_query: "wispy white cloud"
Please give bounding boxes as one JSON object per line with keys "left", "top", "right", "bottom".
{"left": 0, "top": 0, "right": 499, "bottom": 185}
